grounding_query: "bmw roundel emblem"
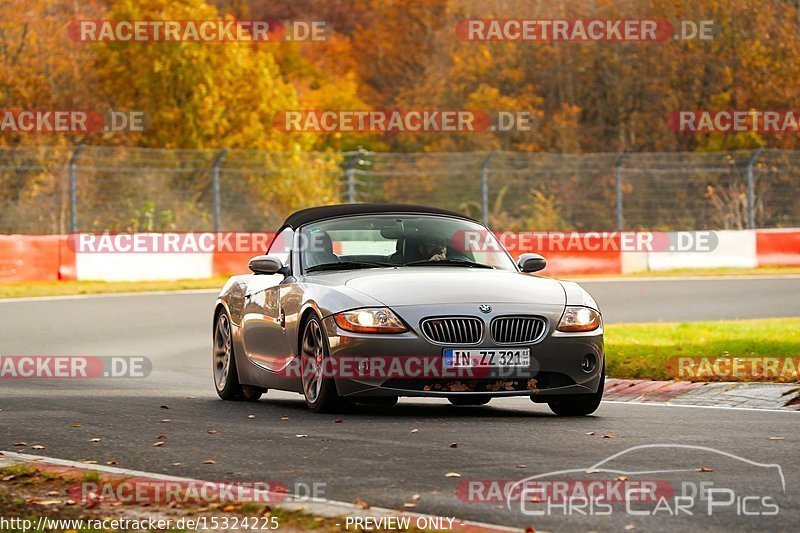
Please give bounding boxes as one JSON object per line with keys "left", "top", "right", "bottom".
{"left": 479, "top": 304, "right": 492, "bottom": 313}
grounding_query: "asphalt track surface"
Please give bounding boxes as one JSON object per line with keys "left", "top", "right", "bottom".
{"left": 1, "top": 277, "right": 799, "bottom": 531}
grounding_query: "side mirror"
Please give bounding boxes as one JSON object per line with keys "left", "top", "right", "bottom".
{"left": 248, "top": 255, "right": 286, "bottom": 275}
{"left": 517, "top": 253, "right": 546, "bottom": 273}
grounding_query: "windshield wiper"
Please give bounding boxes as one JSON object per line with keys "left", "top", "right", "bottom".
{"left": 402, "top": 259, "right": 494, "bottom": 269}
{"left": 305, "top": 261, "right": 395, "bottom": 273}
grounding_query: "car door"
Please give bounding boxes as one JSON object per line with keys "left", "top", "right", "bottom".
{"left": 241, "top": 228, "right": 297, "bottom": 373}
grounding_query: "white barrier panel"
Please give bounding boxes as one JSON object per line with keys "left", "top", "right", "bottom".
{"left": 75, "top": 253, "right": 213, "bottom": 281}
{"left": 647, "top": 230, "right": 757, "bottom": 271}
{"left": 621, "top": 249, "right": 649, "bottom": 274}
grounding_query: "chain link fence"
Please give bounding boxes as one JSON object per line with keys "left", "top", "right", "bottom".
{"left": 1, "top": 146, "right": 798, "bottom": 233}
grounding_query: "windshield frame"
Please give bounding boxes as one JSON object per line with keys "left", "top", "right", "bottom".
{"left": 296, "top": 213, "right": 518, "bottom": 275}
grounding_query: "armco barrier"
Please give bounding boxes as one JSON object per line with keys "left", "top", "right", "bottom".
{"left": 212, "top": 232, "right": 274, "bottom": 277}
{"left": 506, "top": 233, "right": 623, "bottom": 276}
{"left": 0, "top": 235, "right": 64, "bottom": 282}
{"left": 644, "top": 230, "right": 758, "bottom": 271}
{"left": 756, "top": 228, "right": 800, "bottom": 267}
{"left": 0, "top": 230, "right": 798, "bottom": 283}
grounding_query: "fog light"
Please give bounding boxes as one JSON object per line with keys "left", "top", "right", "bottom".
{"left": 580, "top": 354, "right": 597, "bottom": 373}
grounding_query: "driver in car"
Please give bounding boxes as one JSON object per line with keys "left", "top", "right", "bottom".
{"left": 416, "top": 232, "right": 449, "bottom": 261}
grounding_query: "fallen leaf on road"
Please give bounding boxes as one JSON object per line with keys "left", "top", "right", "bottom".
{"left": 2, "top": 475, "right": 16, "bottom": 481}
{"left": 106, "top": 461, "right": 117, "bottom": 465}
{"left": 410, "top": 428, "right": 419, "bottom": 433}
{"left": 412, "top": 494, "right": 421, "bottom": 501}
{"left": 160, "top": 405, "right": 169, "bottom": 409}
{"left": 31, "top": 445, "right": 45, "bottom": 450}
{"left": 223, "top": 504, "right": 236, "bottom": 512}
{"left": 602, "top": 433, "right": 614, "bottom": 439}
{"left": 403, "top": 503, "right": 417, "bottom": 508}
{"left": 186, "top": 396, "right": 197, "bottom": 400}
{"left": 172, "top": 462, "right": 182, "bottom": 466}
{"left": 768, "top": 436, "right": 785, "bottom": 440}
{"left": 517, "top": 464, "right": 527, "bottom": 469}
{"left": 449, "top": 443, "right": 458, "bottom": 448}
{"left": 295, "top": 434, "right": 308, "bottom": 438}
{"left": 586, "top": 431, "right": 596, "bottom": 436}
{"left": 71, "top": 424, "right": 82, "bottom": 428}
{"left": 202, "top": 459, "right": 216, "bottom": 464}
{"left": 616, "top": 476, "right": 629, "bottom": 481}
{"left": 624, "top": 525, "right": 636, "bottom": 531}
{"left": 33, "top": 500, "right": 62, "bottom": 506}
{"left": 153, "top": 441, "right": 165, "bottom": 447}
{"left": 248, "top": 415, "right": 256, "bottom": 419}
{"left": 280, "top": 416, "right": 289, "bottom": 421}
{"left": 13, "top": 442, "right": 26, "bottom": 447}
{"left": 354, "top": 499, "right": 370, "bottom": 509}
{"left": 334, "top": 419, "right": 343, "bottom": 423}
{"left": 445, "top": 472, "right": 461, "bottom": 478}
{"left": 696, "top": 466, "right": 714, "bottom": 473}
{"left": 160, "top": 419, "right": 171, "bottom": 423}
{"left": 155, "top": 435, "right": 167, "bottom": 439}
{"left": 89, "top": 438, "right": 101, "bottom": 442}
{"left": 84, "top": 492, "right": 100, "bottom": 508}
{"left": 207, "top": 429, "right": 218, "bottom": 434}
{"left": 82, "top": 460, "right": 98, "bottom": 464}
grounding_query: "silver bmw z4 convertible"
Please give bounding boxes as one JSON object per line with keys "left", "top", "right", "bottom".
{"left": 213, "top": 204, "right": 604, "bottom": 415}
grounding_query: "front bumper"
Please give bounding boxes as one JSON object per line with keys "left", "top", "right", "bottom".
{"left": 321, "top": 303, "right": 604, "bottom": 399}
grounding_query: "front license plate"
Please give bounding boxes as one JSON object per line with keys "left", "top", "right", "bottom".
{"left": 443, "top": 348, "right": 530, "bottom": 368}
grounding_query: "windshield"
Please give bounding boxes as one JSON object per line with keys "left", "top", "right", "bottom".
{"left": 299, "top": 214, "right": 516, "bottom": 273}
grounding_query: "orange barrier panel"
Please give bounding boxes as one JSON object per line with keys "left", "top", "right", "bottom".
{"left": 58, "top": 235, "right": 77, "bottom": 280}
{"left": 0, "top": 235, "right": 63, "bottom": 282}
{"left": 211, "top": 232, "right": 274, "bottom": 276}
{"left": 503, "top": 232, "right": 623, "bottom": 276}
{"left": 756, "top": 229, "right": 800, "bottom": 266}
{"left": 538, "top": 251, "right": 622, "bottom": 276}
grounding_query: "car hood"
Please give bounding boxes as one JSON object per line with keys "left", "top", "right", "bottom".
{"left": 306, "top": 267, "right": 566, "bottom": 307}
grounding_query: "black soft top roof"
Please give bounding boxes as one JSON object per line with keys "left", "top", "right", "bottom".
{"left": 280, "top": 203, "right": 477, "bottom": 229}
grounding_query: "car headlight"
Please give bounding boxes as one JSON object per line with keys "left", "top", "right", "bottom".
{"left": 557, "top": 306, "right": 601, "bottom": 332}
{"left": 333, "top": 308, "right": 408, "bottom": 334}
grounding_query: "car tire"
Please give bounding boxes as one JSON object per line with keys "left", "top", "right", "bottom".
{"left": 546, "top": 366, "right": 605, "bottom": 416}
{"left": 213, "top": 310, "right": 245, "bottom": 401}
{"left": 448, "top": 395, "right": 491, "bottom": 406}
{"left": 300, "top": 315, "right": 352, "bottom": 413}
